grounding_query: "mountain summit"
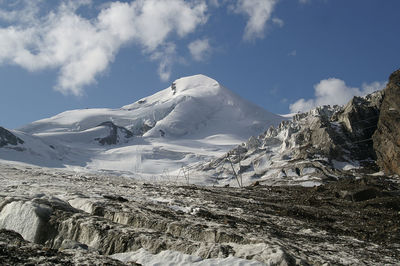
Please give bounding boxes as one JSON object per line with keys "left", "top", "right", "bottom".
{"left": 21, "top": 74, "right": 281, "bottom": 139}
{"left": 1, "top": 75, "right": 283, "bottom": 177}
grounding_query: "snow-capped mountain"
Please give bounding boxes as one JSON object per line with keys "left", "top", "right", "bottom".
{"left": 0, "top": 75, "right": 283, "bottom": 178}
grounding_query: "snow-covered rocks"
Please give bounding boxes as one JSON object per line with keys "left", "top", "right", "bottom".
{"left": 194, "top": 91, "right": 384, "bottom": 187}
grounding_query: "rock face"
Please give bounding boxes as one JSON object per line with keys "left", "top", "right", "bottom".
{"left": 95, "top": 121, "right": 133, "bottom": 145}
{"left": 195, "top": 90, "right": 384, "bottom": 186}
{"left": 334, "top": 91, "right": 383, "bottom": 159}
{"left": 0, "top": 127, "right": 24, "bottom": 147}
{"left": 373, "top": 69, "right": 400, "bottom": 176}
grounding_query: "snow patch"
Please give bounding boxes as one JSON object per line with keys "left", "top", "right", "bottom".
{"left": 332, "top": 160, "right": 360, "bottom": 171}
{"left": 299, "top": 181, "right": 322, "bottom": 187}
{"left": 111, "top": 248, "right": 266, "bottom": 266}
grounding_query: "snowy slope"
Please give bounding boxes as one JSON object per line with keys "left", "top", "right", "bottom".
{"left": 1, "top": 75, "right": 283, "bottom": 180}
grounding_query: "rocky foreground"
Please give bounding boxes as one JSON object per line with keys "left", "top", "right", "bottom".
{"left": 0, "top": 163, "right": 399, "bottom": 265}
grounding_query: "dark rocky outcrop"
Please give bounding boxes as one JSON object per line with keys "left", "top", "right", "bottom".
{"left": 95, "top": 121, "right": 133, "bottom": 145}
{"left": 0, "top": 127, "right": 24, "bottom": 148}
{"left": 333, "top": 91, "right": 383, "bottom": 159}
{"left": 0, "top": 229, "right": 125, "bottom": 265}
{"left": 373, "top": 69, "right": 400, "bottom": 176}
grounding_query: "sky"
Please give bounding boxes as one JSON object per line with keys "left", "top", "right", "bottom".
{"left": 0, "top": 0, "right": 399, "bottom": 129}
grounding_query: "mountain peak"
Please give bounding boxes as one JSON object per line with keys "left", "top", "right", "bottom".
{"left": 171, "top": 74, "right": 220, "bottom": 95}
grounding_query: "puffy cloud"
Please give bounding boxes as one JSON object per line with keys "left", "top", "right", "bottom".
{"left": 289, "top": 78, "right": 386, "bottom": 113}
{"left": 0, "top": 0, "right": 208, "bottom": 95}
{"left": 0, "top": 0, "right": 44, "bottom": 24}
{"left": 188, "top": 39, "right": 211, "bottom": 61}
{"left": 234, "top": 0, "right": 279, "bottom": 40}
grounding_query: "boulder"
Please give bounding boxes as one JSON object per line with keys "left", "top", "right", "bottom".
{"left": 373, "top": 70, "right": 400, "bottom": 176}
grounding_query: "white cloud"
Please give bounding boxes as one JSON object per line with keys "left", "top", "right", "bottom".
{"left": 299, "top": 0, "right": 310, "bottom": 4}
{"left": 234, "top": 0, "right": 279, "bottom": 41}
{"left": 0, "top": 0, "right": 44, "bottom": 24}
{"left": 288, "top": 50, "right": 297, "bottom": 56}
{"left": 188, "top": 39, "right": 211, "bottom": 61}
{"left": 361, "top": 81, "right": 387, "bottom": 95}
{"left": 150, "top": 42, "right": 177, "bottom": 82}
{"left": 289, "top": 78, "right": 386, "bottom": 113}
{"left": 272, "top": 17, "right": 284, "bottom": 27}
{"left": 0, "top": 0, "right": 208, "bottom": 95}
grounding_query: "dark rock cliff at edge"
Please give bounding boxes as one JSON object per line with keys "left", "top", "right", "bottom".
{"left": 373, "top": 69, "right": 400, "bottom": 176}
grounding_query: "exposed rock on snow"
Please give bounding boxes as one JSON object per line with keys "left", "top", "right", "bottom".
{"left": 373, "top": 69, "right": 400, "bottom": 176}
{"left": 95, "top": 121, "right": 133, "bottom": 145}
{"left": 0, "top": 127, "right": 24, "bottom": 147}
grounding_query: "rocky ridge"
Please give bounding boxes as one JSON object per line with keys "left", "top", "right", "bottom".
{"left": 193, "top": 89, "right": 386, "bottom": 187}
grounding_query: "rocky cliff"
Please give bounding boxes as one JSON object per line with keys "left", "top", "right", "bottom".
{"left": 373, "top": 69, "right": 400, "bottom": 176}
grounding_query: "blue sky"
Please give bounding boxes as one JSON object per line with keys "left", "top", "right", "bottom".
{"left": 0, "top": 0, "right": 399, "bottom": 129}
